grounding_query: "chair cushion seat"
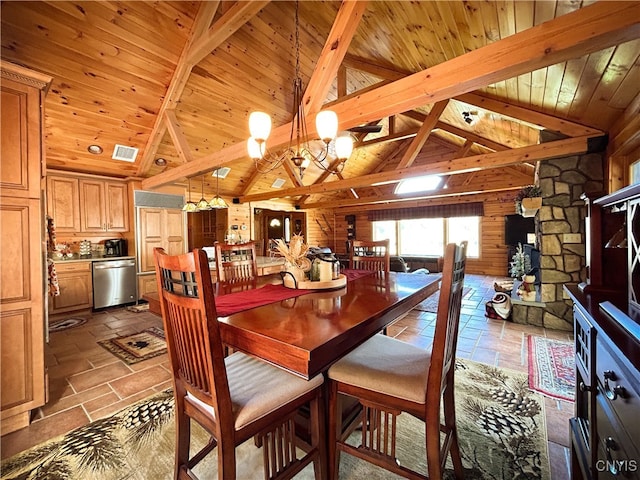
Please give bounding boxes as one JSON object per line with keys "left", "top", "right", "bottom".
{"left": 188, "top": 352, "right": 323, "bottom": 429}
{"left": 328, "top": 334, "right": 430, "bottom": 404}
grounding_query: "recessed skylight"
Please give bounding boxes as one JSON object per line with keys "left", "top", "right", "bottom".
{"left": 395, "top": 175, "right": 442, "bottom": 194}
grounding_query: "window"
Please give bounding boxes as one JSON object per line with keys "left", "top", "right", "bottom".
{"left": 373, "top": 216, "right": 480, "bottom": 258}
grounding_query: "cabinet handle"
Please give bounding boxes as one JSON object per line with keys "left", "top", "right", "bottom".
{"left": 603, "top": 370, "right": 626, "bottom": 401}
{"left": 604, "top": 437, "right": 620, "bottom": 476}
{"left": 579, "top": 381, "right": 591, "bottom": 392}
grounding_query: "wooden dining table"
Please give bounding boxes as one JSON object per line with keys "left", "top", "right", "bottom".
{"left": 146, "top": 271, "right": 441, "bottom": 379}
{"left": 219, "top": 271, "right": 440, "bottom": 379}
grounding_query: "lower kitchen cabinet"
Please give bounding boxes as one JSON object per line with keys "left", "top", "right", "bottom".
{"left": 48, "top": 261, "right": 93, "bottom": 315}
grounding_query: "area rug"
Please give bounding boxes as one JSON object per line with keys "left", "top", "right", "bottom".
{"left": 528, "top": 335, "right": 575, "bottom": 402}
{"left": 48, "top": 317, "right": 88, "bottom": 333}
{"left": 414, "top": 287, "right": 473, "bottom": 313}
{"left": 0, "top": 359, "right": 549, "bottom": 480}
{"left": 97, "top": 327, "right": 166, "bottom": 365}
{"left": 126, "top": 303, "right": 149, "bottom": 313}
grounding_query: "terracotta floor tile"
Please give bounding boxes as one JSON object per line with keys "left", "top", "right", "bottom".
{"left": 41, "top": 384, "right": 113, "bottom": 417}
{"left": 548, "top": 441, "right": 571, "bottom": 480}
{"left": 83, "top": 391, "right": 121, "bottom": 414}
{"left": 109, "top": 365, "right": 171, "bottom": 398}
{"left": 47, "top": 358, "right": 93, "bottom": 380}
{"left": 67, "top": 362, "right": 133, "bottom": 392}
{"left": 89, "top": 388, "right": 161, "bottom": 421}
{"left": 470, "top": 347, "right": 499, "bottom": 366}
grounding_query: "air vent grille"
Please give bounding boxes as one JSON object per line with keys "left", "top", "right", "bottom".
{"left": 271, "top": 178, "right": 286, "bottom": 188}
{"left": 212, "top": 167, "right": 231, "bottom": 179}
{"left": 112, "top": 144, "right": 139, "bottom": 162}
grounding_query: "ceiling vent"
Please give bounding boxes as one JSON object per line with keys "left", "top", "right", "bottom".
{"left": 112, "top": 144, "right": 139, "bottom": 162}
{"left": 212, "top": 167, "right": 231, "bottom": 179}
{"left": 271, "top": 178, "right": 286, "bottom": 188}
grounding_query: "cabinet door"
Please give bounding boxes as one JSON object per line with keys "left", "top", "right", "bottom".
{"left": 48, "top": 262, "right": 92, "bottom": 314}
{"left": 79, "top": 179, "right": 106, "bottom": 232}
{"left": 0, "top": 198, "right": 45, "bottom": 432}
{"left": 46, "top": 176, "right": 80, "bottom": 232}
{"left": 139, "top": 208, "right": 164, "bottom": 273}
{"left": 138, "top": 274, "right": 158, "bottom": 299}
{"left": 0, "top": 80, "right": 42, "bottom": 199}
{"left": 105, "top": 182, "right": 128, "bottom": 232}
{"left": 165, "top": 209, "right": 185, "bottom": 255}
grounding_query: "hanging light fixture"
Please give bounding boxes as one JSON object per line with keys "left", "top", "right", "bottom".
{"left": 182, "top": 177, "right": 197, "bottom": 212}
{"left": 196, "top": 175, "right": 211, "bottom": 211}
{"left": 246, "top": 0, "right": 353, "bottom": 178}
{"left": 209, "top": 168, "right": 228, "bottom": 209}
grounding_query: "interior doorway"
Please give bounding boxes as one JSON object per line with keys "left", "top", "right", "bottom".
{"left": 253, "top": 208, "right": 305, "bottom": 256}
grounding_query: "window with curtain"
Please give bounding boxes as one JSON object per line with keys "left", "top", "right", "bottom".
{"left": 373, "top": 216, "right": 480, "bottom": 258}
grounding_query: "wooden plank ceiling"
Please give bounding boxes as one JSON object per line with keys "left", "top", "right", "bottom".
{"left": 1, "top": 1, "right": 638, "bottom": 209}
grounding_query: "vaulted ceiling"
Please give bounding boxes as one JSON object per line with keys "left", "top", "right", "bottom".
{"left": 2, "top": 1, "right": 639, "bottom": 209}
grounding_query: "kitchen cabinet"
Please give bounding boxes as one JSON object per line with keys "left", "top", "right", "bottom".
{"left": 1, "top": 61, "right": 51, "bottom": 435}
{"left": 46, "top": 175, "right": 80, "bottom": 233}
{"left": 79, "top": 179, "right": 128, "bottom": 233}
{"left": 48, "top": 261, "right": 93, "bottom": 315}
{"left": 137, "top": 207, "right": 186, "bottom": 299}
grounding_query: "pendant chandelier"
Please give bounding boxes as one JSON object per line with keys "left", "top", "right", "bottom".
{"left": 182, "top": 177, "right": 197, "bottom": 212}
{"left": 196, "top": 175, "right": 211, "bottom": 211}
{"left": 209, "top": 168, "right": 228, "bottom": 209}
{"left": 246, "top": 0, "right": 353, "bottom": 178}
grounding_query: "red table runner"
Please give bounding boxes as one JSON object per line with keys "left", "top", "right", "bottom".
{"left": 215, "top": 269, "right": 374, "bottom": 317}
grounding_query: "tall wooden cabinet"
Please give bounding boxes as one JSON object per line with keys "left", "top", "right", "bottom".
{"left": 0, "top": 61, "right": 52, "bottom": 434}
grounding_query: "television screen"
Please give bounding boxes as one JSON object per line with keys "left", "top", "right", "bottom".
{"left": 504, "top": 214, "right": 535, "bottom": 246}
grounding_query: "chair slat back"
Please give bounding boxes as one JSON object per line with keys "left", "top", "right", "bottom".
{"left": 349, "top": 239, "right": 390, "bottom": 273}
{"left": 154, "top": 248, "right": 232, "bottom": 420}
{"left": 428, "top": 241, "right": 467, "bottom": 401}
{"left": 215, "top": 241, "right": 258, "bottom": 284}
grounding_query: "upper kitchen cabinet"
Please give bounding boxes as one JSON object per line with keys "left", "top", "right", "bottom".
{"left": 79, "top": 179, "right": 128, "bottom": 233}
{"left": 46, "top": 173, "right": 129, "bottom": 235}
{"left": 46, "top": 175, "right": 80, "bottom": 232}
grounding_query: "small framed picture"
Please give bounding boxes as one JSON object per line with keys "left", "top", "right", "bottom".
{"left": 631, "top": 159, "right": 640, "bottom": 185}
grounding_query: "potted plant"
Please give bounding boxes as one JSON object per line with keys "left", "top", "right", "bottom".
{"left": 510, "top": 243, "right": 531, "bottom": 279}
{"left": 515, "top": 185, "right": 542, "bottom": 217}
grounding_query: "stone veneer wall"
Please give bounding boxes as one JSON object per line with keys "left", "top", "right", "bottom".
{"left": 534, "top": 151, "right": 605, "bottom": 330}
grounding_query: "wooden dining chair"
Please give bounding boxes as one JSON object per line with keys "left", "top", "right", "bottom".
{"left": 214, "top": 241, "right": 258, "bottom": 285}
{"left": 349, "top": 239, "right": 390, "bottom": 273}
{"left": 327, "top": 241, "right": 467, "bottom": 480}
{"left": 153, "top": 247, "right": 326, "bottom": 480}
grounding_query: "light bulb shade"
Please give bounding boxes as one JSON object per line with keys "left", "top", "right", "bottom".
{"left": 249, "top": 111, "right": 272, "bottom": 141}
{"left": 247, "top": 137, "right": 265, "bottom": 159}
{"left": 182, "top": 202, "right": 197, "bottom": 213}
{"left": 316, "top": 110, "right": 338, "bottom": 141}
{"left": 335, "top": 135, "right": 354, "bottom": 160}
{"left": 209, "top": 195, "right": 228, "bottom": 209}
{"left": 196, "top": 198, "right": 211, "bottom": 211}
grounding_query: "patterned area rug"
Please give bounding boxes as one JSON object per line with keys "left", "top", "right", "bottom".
{"left": 414, "top": 287, "right": 473, "bottom": 313}
{"left": 97, "top": 327, "right": 166, "bottom": 365}
{"left": 1, "top": 359, "right": 549, "bottom": 480}
{"left": 528, "top": 335, "right": 575, "bottom": 401}
{"left": 48, "top": 317, "right": 88, "bottom": 333}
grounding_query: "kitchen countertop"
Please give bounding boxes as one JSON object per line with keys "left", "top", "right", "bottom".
{"left": 49, "top": 255, "right": 135, "bottom": 264}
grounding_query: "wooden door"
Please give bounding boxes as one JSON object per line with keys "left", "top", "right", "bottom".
{"left": 46, "top": 175, "right": 80, "bottom": 233}
{"left": 79, "top": 179, "right": 106, "bottom": 232}
{"left": 105, "top": 181, "right": 128, "bottom": 232}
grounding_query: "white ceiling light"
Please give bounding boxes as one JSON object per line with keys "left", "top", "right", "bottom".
{"left": 395, "top": 175, "right": 442, "bottom": 194}
{"left": 246, "top": 0, "right": 353, "bottom": 179}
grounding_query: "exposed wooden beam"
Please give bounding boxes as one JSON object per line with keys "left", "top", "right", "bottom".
{"left": 237, "top": 135, "right": 601, "bottom": 203}
{"left": 434, "top": 121, "right": 509, "bottom": 152}
{"left": 303, "top": 1, "right": 369, "bottom": 113}
{"left": 456, "top": 139, "right": 475, "bottom": 159}
{"left": 142, "top": 2, "right": 638, "bottom": 190}
{"left": 356, "top": 128, "right": 419, "bottom": 148}
{"left": 164, "top": 110, "right": 194, "bottom": 164}
{"left": 136, "top": 2, "right": 219, "bottom": 176}
{"left": 397, "top": 100, "right": 449, "bottom": 168}
{"left": 186, "top": 1, "right": 271, "bottom": 65}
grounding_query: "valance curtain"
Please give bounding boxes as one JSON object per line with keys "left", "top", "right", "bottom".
{"left": 367, "top": 202, "right": 484, "bottom": 222}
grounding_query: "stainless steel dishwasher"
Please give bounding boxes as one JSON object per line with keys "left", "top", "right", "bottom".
{"left": 92, "top": 259, "right": 137, "bottom": 309}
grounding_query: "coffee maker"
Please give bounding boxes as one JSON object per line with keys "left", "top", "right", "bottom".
{"left": 104, "top": 239, "right": 126, "bottom": 257}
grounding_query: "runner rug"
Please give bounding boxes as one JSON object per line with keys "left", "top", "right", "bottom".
{"left": 97, "top": 326, "right": 166, "bottom": 365}
{"left": 1, "top": 359, "right": 550, "bottom": 480}
{"left": 528, "top": 335, "right": 575, "bottom": 401}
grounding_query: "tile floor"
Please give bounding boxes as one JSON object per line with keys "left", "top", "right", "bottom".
{"left": 1, "top": 274, "right": 574, "bottom": 479}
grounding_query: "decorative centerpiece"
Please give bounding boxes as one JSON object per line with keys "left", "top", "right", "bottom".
{"left": 517, "top": 274, "right": 537, "bottom": 301}
{"left": 276, "top": 234, "right": 346, "bottom": 290}
{"left": 515, "top": 185, "right": 542, "bottom": 217}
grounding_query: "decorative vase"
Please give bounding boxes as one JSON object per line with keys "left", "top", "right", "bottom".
{"left": 521, "top": 197, "right": 542, "bottom": 217}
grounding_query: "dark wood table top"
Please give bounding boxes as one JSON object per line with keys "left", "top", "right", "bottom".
{"left": 218, "top": 272, "right": 441, "bottom": 379}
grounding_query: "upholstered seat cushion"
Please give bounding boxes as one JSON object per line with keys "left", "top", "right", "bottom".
{"left": 328, "top": 334, "right": 430, "bottom": 404}
{"left": 187, "top": 352, "right": 323, "bottom": 429}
